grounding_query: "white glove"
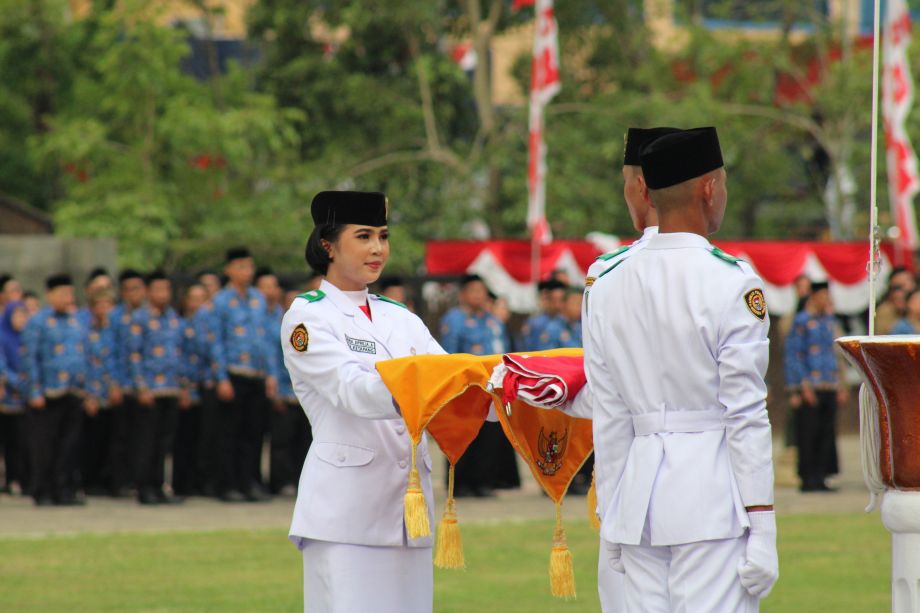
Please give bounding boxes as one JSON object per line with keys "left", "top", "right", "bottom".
{"left": 738, "top": 511, "right": 778, "bottom": 598}
{"left": 487, "top": 364, "right": 507, "bottom": 393}
{"left": 605, "top": 541, "right": 625, "bottom": 574}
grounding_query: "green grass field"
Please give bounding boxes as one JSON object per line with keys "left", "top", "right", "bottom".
{"left": 0, "top": 514, "right": 889, "bottom": 612}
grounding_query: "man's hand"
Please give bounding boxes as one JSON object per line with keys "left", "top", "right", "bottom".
{"left": 109, "top": 385, "right": 123, "bottom": 407}
{"left": 179, "top": 389, "right": 192, "bottom": 410}
{"left": 138, "top": 390, "right": 155, "bottom": 408}
{"left": 738, "top": 511, "right": 779, "bottom": 599}
{"left": 0, "top": 386, "right": 5, "bottom": 402}
{"left": 801, "top": 384, "right": 818, "bottom": 407}
{"left": 29, "top": 396, "right": 46, "bottom": 410}
{"left": 217, "top": 380, "right": 234, "bottom": 403}
{"left": 788, "top": 393, "right": 801, "bottom": 409}
{"left": 265, "top": 376, "right": 277, "bottom": 400}
{"left": 836, "top": 386, "right": 850, "bottom": 406}
{"left": 84, "top": 397, "right": 99, "bottom": 417}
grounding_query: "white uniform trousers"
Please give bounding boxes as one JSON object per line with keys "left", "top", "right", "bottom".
{"left": 302, "top": 539, "right": 433, "bottom": 613}
{"left": 617, "top": 532, "right": 757, "bottom": 613}
{"left": 599, "top": 539, "right": 626, "bottom": 612}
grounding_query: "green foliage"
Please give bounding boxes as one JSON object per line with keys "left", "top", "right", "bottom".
{"left": 0, "top": 0, "right": 902, "bottom": 273}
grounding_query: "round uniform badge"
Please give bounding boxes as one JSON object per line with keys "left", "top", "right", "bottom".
{"left": 745, "top": 289, "right": 768, "bottom": 321}
{"left": 290, "top": 323, "right": 309, "bottom": 353}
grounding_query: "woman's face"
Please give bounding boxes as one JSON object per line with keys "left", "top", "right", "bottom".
{"left": 326, "top": 225, "right": 389, "bottom": 290}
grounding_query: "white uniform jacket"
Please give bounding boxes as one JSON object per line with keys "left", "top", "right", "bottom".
{"left": 584, "top": 232, "right": 774, "bottom": 547}
{"left": 282, "top": 280, "right": 444, "bottom": 549}
{"left": 572, "top": 226, "right": 658, "bottom": 514}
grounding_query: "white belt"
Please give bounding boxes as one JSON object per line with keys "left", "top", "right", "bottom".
{"left": 632, "top": 408, "right": 724, "bottom": 436}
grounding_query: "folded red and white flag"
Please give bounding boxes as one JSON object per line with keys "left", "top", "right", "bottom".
{"left": 489, "top": 354, "right": 586, "bottom": 410}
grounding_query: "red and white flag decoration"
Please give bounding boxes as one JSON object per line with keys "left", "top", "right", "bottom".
{"left": 883, "top": 0, "right": 920, "bottom": 250}
{"left": 527, "top": 0, "right": 561, "bottom": 246}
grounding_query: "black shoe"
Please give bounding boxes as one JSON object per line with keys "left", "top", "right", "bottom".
{"left": 110, "top": 487, "right": 133, "bottom": 499}
{"left": 34, "top": 496, "right": 54, "bottom": 507}
{"left": 138, "top": 489, "right": 160, "bottom": 505}
{"left": 55, "top": 494, "right": 85, "bottom": 506}
{"left": 816, "top": 482, "right": 839, "bottom": 493}
{"left": 243, "top": 487, "right": 272, "bottom": 503}
{"left": 219, "top": 489, "right": 246, "bottom": 503}
{"left": 156, "top": 490, "right": 184, "bottom": 505}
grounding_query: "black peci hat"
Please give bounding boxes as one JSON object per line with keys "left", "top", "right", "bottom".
{"left": 640, "top": 127, "right": 724, "bottom": 190}
{"left": 311, "top": 191, "right": 388, "bottom": 227}
{"left": 225, "top": 246, "right": 252, "bottom": 263}
{"left": 46, "top": 273, "right": 74, "bottom": 290}
{"left": 623, "top": 127, "right": 682, "bottom": 166}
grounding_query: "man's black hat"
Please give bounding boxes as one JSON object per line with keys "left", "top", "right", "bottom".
{"left": 46, "top": 273, "right": 73, "bottom": 290}
{"left": 311, "top": 191, "right": 388, "bottom": 227}
{"left": 623, "top": 127, "right": 682, "bottom": 166}
{"left": 640, "top": 127, "right": 724, "bottom": 189}
{"left": 811, "top": 280, "right": 830, "bottom": 292}
{"left": 225, "top": 246, "right": 252, "bottom": 263}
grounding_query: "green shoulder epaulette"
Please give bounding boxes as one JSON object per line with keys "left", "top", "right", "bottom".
{"left": 710, "top": 247, "right": 741, "bottom": 267}
{"left": 595, "top": 246, "right": 631, "bottom": 262}
{"left": 375, "top": 294, "right": 408, "bottom": 309}
{"left": 597, "top": 257, "right": 629, "bottom": 280}
{"left": 298, "top": 289, "right": 326, "bottom": 303}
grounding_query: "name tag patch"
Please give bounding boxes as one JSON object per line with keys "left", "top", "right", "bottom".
{"left": 346, "top": 335, "right": 377, "bottom": 355}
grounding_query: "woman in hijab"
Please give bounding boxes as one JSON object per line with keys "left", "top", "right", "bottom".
{"left": 1, "top": 300, "right": 30, "bottom": 494}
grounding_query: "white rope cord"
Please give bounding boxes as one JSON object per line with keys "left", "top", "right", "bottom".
{"left": 860, "top": 0, "right": 885, "bottom": 512}
{"left": 859, "top": 384, "right": 886, "bottom": 512}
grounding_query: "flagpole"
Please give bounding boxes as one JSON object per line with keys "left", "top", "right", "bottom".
{"left": 868, "top": 0, "right": 882, "bottom": 336}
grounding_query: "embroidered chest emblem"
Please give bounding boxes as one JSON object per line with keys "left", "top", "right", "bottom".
{"left": 290, "top": 323, "right": 309, "bottom": 352}
{"left": 744, "top": 289, "right": 768, "bottom": 321}
{"left": 536, "top": 428, "right": 567, "bottom": 476}
{"left": 345, "top": 334, "right": 377, "bottom": 355}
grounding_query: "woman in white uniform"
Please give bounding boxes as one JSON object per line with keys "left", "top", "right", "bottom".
{"left": 281, "top": 190, "right": 444, "bottom": 613}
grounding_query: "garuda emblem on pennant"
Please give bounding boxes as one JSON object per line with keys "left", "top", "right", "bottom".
{"left": 536, "top": 428, "right": 567, "bottom": 476}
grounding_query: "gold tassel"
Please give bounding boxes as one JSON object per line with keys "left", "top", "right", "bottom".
{"left": 404, "top": 443, "right": 431, "bottom": 539}
{"left": 434, "top": 464, "right": 466, "bottom": 569}
{"left": 549, "top": 502, "right": 576, "bottom": 599}
{"left": 586, "top": 468, "right": 601, "bottom": 531}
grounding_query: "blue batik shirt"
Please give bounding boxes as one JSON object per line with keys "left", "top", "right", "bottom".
{"left": 110, "top": 303, "right": 139, "bottom": 393}
{"left": 784, "top": 310, "right": 840, "bottom": 389}
{"left": 21, "top": 307, "right": 88, "bottom": 401}
{"left": 208, "top": 286, "right": 279, "bottom": 382}
{"left": 128, "top": 305, "right": 187, "bottom": 397}
{"left": 439, "top": 307, "right": 508, "bottom": 356}
{"left": 270, "top": 304, "right": 297, "bottom": 403}
{"left": 531, "top": 315, "right": 576, "bottom": 350}
{"left": 519, "top": 312, "right": 550, "bottom": 351}
{"left": 86, "top": 318, "right": 117, "bottom": 407}
{"left": 567, "top": 320, "right": 583, "bottom": 347}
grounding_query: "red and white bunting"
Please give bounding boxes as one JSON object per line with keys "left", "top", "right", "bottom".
{"left": 883, "top": 0, "right": 920, "bottom": 250}
{"left": 527, "top": 0, "right": 561, "bottom": 247}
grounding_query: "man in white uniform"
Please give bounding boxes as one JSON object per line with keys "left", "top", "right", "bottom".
{"left": 584, "top": 128, "right": 778, "bottom": 611}
{"left": 579, "top": 126, "right": 680, "bottom": 613}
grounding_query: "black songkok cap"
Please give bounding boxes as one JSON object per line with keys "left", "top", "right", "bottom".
{"left": 640, "top": 127, "right": 724, "bottom": 190}
{"left": 146, "top": 270, "right": 169, "bottom": 284}
{"left": 623, "top": 127, "right": 682, "bottom": 166}
{"left": 811, "top": 280, "right": 830, "bottom": 292}
{"left": 311, "top": 191, "right": 388, "bottom": 227}
{"left": 118, "top": 269, "right": 143, "bottom": 284}
{"left": 254, "top": 266, "right": 275, "bottom": 282}
{"left": 460, "top": 274, "right": 484, "bottom": 288}
{"left": 225, "top": 246, "right": 252, "bottom": 263}
{"left": 46, "top": 273, "right": 73, "bottom": 290}
{"left": 379, "top": 275, "right": 404, "bottom": 291}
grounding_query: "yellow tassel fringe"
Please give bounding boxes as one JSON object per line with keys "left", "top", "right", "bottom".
{"left": 549, "top": 503, "right": 576, "bottom": 599}
{"left": 404, "top": 444, "right": 431, "bottom": 539}
{"left": 586, "top": 469, "right": 601, "bottom": 531}
{"left": 434, "top": 465, "right": 465, "bottom": 569}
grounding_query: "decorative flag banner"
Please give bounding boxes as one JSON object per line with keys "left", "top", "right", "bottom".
{"left": 375, "top": 348, "right": 591, "bottom": 598}
{"left": 883, "top": 0, "right": 920, "bottom": 251}
{"left": 527, "top": 0, "right": 562, "bottom": 246}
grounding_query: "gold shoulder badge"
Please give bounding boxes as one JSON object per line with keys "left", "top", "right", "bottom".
{"left": 745, "top": 289, "right": 767, "bottom": 321}
{"left": 290, "top": 323, "right": 309, "bottom": 352}
{"left": 585, "top": 276, "right": 596, "bottom": 288}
